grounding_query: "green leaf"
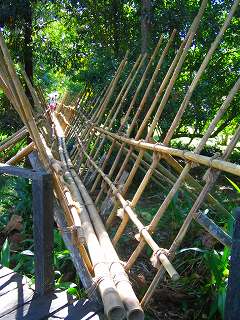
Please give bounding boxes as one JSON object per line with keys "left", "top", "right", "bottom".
{"left": 1, "top": 238, "right": 10, "bottom": 267}
{"left": 226, "top": 177, "right": 240, "bottom": 193}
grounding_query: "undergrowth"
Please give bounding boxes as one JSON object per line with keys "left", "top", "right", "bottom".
{"left": 0, "top": 175, "right": 85, "bottom": 299}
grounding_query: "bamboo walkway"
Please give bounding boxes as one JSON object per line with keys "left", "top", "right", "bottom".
{"left": 0, "top": 0, "right": 240, "bottom": 319}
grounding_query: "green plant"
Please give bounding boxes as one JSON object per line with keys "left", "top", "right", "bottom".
{"left": 203, "top": 215, "right": 234, "bottom": 319}
{"left": 226, "top": 177, "right": 240, "bottom": 193}
{"left": 0, "top": 238, "right": 10, "bottom": 267}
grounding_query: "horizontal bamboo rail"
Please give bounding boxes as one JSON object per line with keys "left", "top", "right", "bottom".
{"left": 91, "top": 126, "right": 240, "bottom": 177}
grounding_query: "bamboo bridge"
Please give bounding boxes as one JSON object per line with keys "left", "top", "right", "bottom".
{"left": 0, "top": 0, "right": 240, "bottom": 319}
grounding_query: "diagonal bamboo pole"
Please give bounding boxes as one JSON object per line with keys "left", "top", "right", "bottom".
{"left": 82, "top": 54, "right": 145, "bottom": 175}
{"left": 92, "top": 30, "right": 176, "bottom": 202}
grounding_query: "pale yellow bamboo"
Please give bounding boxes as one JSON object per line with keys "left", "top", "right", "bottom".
{"left": 6, "top": 142, "right": 35, "bottom": 165}
{"left": 78, "top": 137, "right": 180, "bottom": 282}
{"left": 0, "top": 128, "right": 28, "bottom": 152}
{"left": 164, "top": 0, "right": 240, "bottom": 145}
{"left": 93, "top": 31, "right": 176, "bottom": 202}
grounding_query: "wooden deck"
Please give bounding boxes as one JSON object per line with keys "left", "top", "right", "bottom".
{"left": 0, "top": 265, "right": 103, "bottom": 319}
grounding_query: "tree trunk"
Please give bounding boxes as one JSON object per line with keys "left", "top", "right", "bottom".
{"left": 112, "top": 0, "right": 121, "bottom": 57}
{"left": 141, "top": 0, "right": 151, "bottom": 54}
{"left": 23, "top": 0, "right": 33, "bottom": 83}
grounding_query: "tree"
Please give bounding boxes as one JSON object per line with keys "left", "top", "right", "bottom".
{"left": 141, "top": 0, "right": 152, "bottom": 54}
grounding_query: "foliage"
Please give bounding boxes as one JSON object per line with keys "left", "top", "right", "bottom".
{"left": 0, "top": 238, "right": 10, "bottom": 267}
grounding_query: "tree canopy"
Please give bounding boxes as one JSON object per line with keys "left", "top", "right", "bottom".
{"left": 0, "top": 0, "right": 239, "bottom": 140}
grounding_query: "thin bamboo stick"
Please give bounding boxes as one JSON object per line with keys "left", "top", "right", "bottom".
{"left": 6, "top": 142, "right": 35, "bottom": 165}
{"left": 0, "top": 127, "right": 28, "bottom": 152}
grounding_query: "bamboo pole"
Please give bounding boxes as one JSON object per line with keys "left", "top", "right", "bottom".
{"left": 6, "top": 142, "right": 35, "bottom": 165}
{"left": 94, "top": 120, "right": 240, "bottom": 178}
{"left": 0, "top": 127, "right": 28, "bottom": 152}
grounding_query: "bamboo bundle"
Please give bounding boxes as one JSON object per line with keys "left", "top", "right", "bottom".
{"left": 53, "top": 115, "right": 143, "bottom": 320}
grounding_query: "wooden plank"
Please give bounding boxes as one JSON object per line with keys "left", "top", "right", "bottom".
{"left": 0, "top": 283, "right": 34, "bottom": 317}
{"left": 49, "top": 299, "right": 103, "bottom": 319}
{"left": 0, "top": 271, "right": 29, "bottom": 297}
{"left": 225, "top": 207, "right": 240, "bottom": 320}
{"left": 0, "top": 164, "right": 35, "bottom": 179}
{"left": 1, "top": 290, "right": 102, "bottom": 320}
{"left": 32, "top": 171, "right": 54, "bottom": 296}
{"left": 0, "top": 265, "right": 32, "bottom": 297}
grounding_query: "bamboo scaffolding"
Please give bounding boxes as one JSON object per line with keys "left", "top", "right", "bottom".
{"left": 141, "top": 123, "right": 240, "bottom": 308}
{"left": 94, "top": 8, "right": 204, "bottom": 233}
{"left": 77, "top": 34, "right": 164, "bottom": 177}
{"left": 75, "top": 113, "right": 229, "bottom": 217}
{"left": 123, "top": 79, "right": 240, "bottom": 275}
{"left": 82, "top": 34, "right": 166, "bottom": 176}
{"left": 82, "top": 53, "right": 146, "bottom": 174}
{"left": 80, "top": 52, "right": 129, "bottom": 151}
{"left": 105, "top": 0, "right": 209, "bottom": 243}
{"left": 88, "top": 32, "right": 176, "bottom": 198}
{"left": 77, "top": 136, "right": 180, "bottom": 281}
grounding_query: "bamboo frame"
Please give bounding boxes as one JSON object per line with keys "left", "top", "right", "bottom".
{"left": 1, "top": 0, "right": 240, "bottom": 316}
